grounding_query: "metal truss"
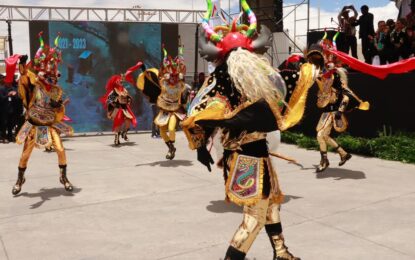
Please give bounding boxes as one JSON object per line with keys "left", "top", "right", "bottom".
{"left": 0, "top": 5, "right": 205, "bottom": 24}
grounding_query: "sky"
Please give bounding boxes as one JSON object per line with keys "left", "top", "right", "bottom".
{"left": 0, "top": 0, "right": 399, "bottom": 55}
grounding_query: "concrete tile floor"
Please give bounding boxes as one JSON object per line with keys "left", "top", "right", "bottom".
{"left": 0, "top": 132, "right": 414, "bottom": 260}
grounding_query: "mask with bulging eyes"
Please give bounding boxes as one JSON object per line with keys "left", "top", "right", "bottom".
{"left": 160, "top": 45, "right": 186, "bottom": 86}
{"left": 33, "top": 31, "right": 63, "bottom": 83}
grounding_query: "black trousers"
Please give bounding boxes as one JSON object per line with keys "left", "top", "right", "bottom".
{"left": 151, "top": 105, "right": 160, "bottom": 136}
{"left": 361, "top": 37, "right": 373, "bottom": 64}
{"left": 345, "top": 35, "right": 358, "bottom": 59}
{"left": 379, "top": 48, "right": 396, "bottom": 64}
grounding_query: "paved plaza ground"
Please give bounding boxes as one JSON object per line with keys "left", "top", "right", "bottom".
{"left": 0, "top": 132, "right": 414, "bottom": 260}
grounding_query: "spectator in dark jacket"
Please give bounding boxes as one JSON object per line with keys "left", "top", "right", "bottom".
{"left": 0, "top": 77, "right": 7, "bottom": 143}
{"left": 390, "top": 18, "right": 411, "bottom": 62}
{"left": 355, "top": 5, "right": 375, "bottom": 63}
{"left": 407, "top": 27, "right": 415, "bottom": 55}
{"left": 373, "top": 20, "right": 396, "bottom": 64}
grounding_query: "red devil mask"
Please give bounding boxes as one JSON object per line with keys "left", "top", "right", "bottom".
{"left": 199, "top": 0, "right": 271, "bottom": 61}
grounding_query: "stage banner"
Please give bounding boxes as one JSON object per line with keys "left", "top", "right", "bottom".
{"left": 29, "top": 21, "right": 162, "bottom": 132}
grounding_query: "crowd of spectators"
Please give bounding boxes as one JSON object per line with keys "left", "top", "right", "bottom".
{"left": 338, "top": 0, "right": 415, "bottom": 64}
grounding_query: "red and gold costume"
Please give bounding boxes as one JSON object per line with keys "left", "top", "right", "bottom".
{"left": 136, "top": 47, "right": 190, "bottom": 160}
{"left": 10, "top": 32, "right": 74, "bottom": 195}
{"left": 100, "top": 63, "right": 141, "bottom": 145}
{"left": 180, "top": 1, "right": 319, "bottom": 259}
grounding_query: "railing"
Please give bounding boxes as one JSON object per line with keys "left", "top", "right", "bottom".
{"left": 0, "top": 5, "right": 205, "bottom": 24}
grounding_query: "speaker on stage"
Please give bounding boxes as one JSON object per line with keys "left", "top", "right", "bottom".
{"left": 247, "top": 0, "right": 283, "bottom": 32}
{"left": 307, "top": 29, "right": 347, "bottom": 53}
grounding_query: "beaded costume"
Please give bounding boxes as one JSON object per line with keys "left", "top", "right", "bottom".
{"left": 136, "top": 47, "right": 190, "bottom": 160}
{"left": 10, "top": 32, "right": 74, "bottom": 195}
{"left": 101, "top": 63, "right": 141, "bottom": 145}
{"left": 181, "top": 1, "right": 320, "bottom": 259}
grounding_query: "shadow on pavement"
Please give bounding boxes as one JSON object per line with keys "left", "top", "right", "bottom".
{"left": 282, "top": 195, "right": 303, "bottom": 204}
{"left": 207, "top": 195, "right": 303, "bottom": 213}
{"left": 206, "top": 200, "right": 242, "bottom": 213}
{"left": 315, "top": 167, "right": 366, "bottom": 180}
{"left": 109, "top": 142, "right": 137, "bottom": 148}
{"left": 136, "top": 160, "right": 193, "bottom": 168}
{"left": 16, "top": 187, "right": 82, "bottom": 209}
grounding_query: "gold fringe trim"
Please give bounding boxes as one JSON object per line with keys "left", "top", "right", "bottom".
{"left": 225, "top": 153, "right": 265, "bottom": 207}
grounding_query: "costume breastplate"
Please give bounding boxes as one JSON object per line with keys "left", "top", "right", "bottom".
{"left": 28, "top": 85, "right": 59, "bottom": 125}
{"left": 316, "top": 77, "right": 337, "bottom": 108}
{"left": 157, "top": 80, "right": 183, "bottom": 112}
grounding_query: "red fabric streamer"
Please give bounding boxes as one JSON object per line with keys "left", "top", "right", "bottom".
{"left": 5, "top": 54, "right": 22, "bottom": 84}
{"left": 125, "top": 62, "right": 143, "bottom": 85}
{"left": 127, "top": 106, "right": 137, "bottom": 128}
{"left": 113, "top": 109, "right": 125, "bottom": 131}
{"left": 326, "top": 49, "right": 415, "bottom": 79}
{"left": 112, "top": 107, "right": 137, "bottom": 131}
{"left": 63, "top": 115, "right": 73, "bottom": 122}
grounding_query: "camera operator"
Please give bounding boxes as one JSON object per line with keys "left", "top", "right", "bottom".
{"left": 338, "top": 5, "right": 358, "bottom": 58}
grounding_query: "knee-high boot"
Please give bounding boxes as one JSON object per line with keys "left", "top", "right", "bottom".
{"left": 59, "top": 165, "right": 73, "bottom": 192}
{"left": 114, "top": 132, "right": 121, "bottom": 145}
{"left": 121, "top": 130, "right": 129, "bottom": 141}
{"left": 12, "top": 167, "right": 26, "bottom": 195}
{"left": 335, "top": 146, "right": 352, "bottom": 166}
{"left": 165, "top": 141, "right": 176, "bottom": 160}
{"left": 224, "top": 246, "right": 246, "bottom": 260}
{"left": 316, "top": 151, "right": 329, "bottom": 172}
{"left": 265, "top": 223, "right": 300, "bottom": 260}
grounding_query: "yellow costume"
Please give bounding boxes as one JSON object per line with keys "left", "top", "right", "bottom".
{"left": 12, "top": 33, "right": 74, "bottom": 195}
{"left": 137, "top": 47, "right": 189, "bottom": 160}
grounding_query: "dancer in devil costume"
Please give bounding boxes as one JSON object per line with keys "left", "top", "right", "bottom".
{"left": 101, "top": 63, "right": 141, "bottom": 145}
{"left": 9, "top": 32, "right": 74, "bottom": 195}
{"left": 309, "top": 36, "right": 370, "bottom": 173}
{"left": 181, "top": 1, "right": 320, "bottom": 259}
{"left": 136, "top": 46, "right": 190, "bottom": 160}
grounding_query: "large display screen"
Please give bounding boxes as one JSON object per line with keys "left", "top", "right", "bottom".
{"left": 29, "top": 21, "right": 162, "bottom": 132}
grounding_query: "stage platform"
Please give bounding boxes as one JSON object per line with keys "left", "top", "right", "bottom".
{"left": 293, "top": 71, "right": 415, "bottom": 137}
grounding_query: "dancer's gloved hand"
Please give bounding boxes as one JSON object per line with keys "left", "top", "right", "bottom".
{"left": 334, "top": 111, "right": 342, "bottom": 120}
{"left": 197, "top": 146, "right": 214, "bottom": 172}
